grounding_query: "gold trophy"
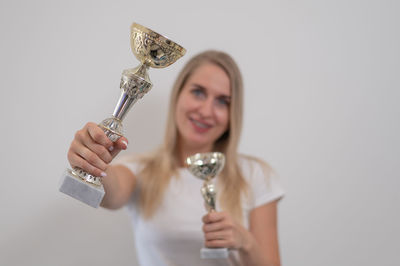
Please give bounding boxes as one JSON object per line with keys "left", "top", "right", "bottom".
{"left": 59, "top": 23, "right": 186, "bottom": 208}
{"left": 186, "top": 152, "right": 229, "bottom": 259}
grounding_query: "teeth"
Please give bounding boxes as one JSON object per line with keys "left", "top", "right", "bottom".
{"left": 192, "top": 119, "right": 210, "bottom": 128}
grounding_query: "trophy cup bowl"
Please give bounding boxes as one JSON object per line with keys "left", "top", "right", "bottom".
{"left": 131, "top": 23, "right": 186, "bottom": 68}
{"left": 186, "top": 152, "right": 229, "bottom": 259}
{"left": 59, "top": 23, "right": 186, "bottom": 208}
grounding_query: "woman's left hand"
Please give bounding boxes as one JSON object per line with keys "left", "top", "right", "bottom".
{"left": 202, "top": 211, "right": 251, "bottom": 250}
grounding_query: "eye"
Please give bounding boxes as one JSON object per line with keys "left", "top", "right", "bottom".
{"left": 191, "top": 87, "right": 206, "bottom": 99}
{"left": 216, "top": 96, "right": 230, "bottom": 107}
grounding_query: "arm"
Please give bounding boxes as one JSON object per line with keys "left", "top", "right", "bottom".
{"left": 202, "top": 200, "right": 281, "bottom": 266}
{"left": 100, "top": 164, "right": 136, "bottom": 209}
{"left": 67, "top": 122, "right": 136, "bottom": 210}
{"left": 239, "top": 201, "right": 281, "bottom": 266}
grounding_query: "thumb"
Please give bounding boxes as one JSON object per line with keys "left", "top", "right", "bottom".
{"left": 109, "top": 137, "right": 128, "bottom": 158}
{"left": 115, "top": 137, "right": 128, "bottom": 150}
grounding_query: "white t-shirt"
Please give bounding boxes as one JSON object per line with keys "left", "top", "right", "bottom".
{"left": 120, "top": 156, "right": 285, "bottom": 266}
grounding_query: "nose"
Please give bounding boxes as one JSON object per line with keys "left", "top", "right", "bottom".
{"left": 198, "top": 98, "right": 214, "bottom": 117}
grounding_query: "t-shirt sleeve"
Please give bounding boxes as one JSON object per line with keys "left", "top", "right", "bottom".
{"left": 244, "top": 159, "right": 285, "bottom": 209}
{"left": 112, "top": 156, "right": 142, "bottom": 177}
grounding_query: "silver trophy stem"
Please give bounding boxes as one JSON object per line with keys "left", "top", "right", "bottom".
{"left": 113, "top": 65, "right": 152, "bottom": 121}
{"left": 201, "top": 181, "right": 217, "bottom": 212}
{"left": 112, "top": 91, "right": 139, "bottom": 121}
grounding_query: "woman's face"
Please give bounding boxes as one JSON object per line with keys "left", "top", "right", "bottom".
{"left": 175, "top": 63, "right": 231, "bottom": 151}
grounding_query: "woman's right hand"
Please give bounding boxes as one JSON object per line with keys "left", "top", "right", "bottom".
{"left": 67, "top": 122, "right": 128, "bottom": 177}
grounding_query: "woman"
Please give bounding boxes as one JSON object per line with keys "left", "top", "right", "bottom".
{"left": 67, "top": 50, "right": 284, "bottom": 266}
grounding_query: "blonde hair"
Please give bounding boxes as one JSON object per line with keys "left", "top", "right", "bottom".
{"left": 136, "top": 50, "right": 249, "bottom": 221}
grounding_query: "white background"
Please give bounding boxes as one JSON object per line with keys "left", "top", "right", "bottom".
{"left": 0, "top": 0, "right": 399, "bottom": 265}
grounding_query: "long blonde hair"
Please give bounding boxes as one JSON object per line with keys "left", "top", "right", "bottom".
{"left": 136, "top": 50, "right": 249, "bottom": 221}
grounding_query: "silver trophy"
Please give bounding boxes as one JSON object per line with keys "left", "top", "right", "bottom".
{"left": 186, "top": 152, "right": 229, "bottom": 259}
{"left": 59, "top": 23, "right": 186, "bottom": 208}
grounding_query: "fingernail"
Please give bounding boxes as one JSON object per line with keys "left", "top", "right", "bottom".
{"left": 108, "top": 146, "right": 114, "bottom": 152}
{"left": 101, "top": 172, "right": 107, "bottom": 177}
{"left": 122, "top": 140, "right": 128, "bottom": 148}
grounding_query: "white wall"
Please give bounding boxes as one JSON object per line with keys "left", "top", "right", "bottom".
{"left": 0, "top": 0, "right": 399, "bottom": 265}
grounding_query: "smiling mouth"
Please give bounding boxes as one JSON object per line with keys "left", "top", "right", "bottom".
{"left": 190, "top": 118, "right": 212, "bottom": 129}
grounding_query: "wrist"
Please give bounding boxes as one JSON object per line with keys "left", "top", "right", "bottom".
{"left": 239, "top": 229, "right": 256, "bottom": 253}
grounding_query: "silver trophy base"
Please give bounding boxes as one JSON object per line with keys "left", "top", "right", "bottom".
{"left": 59, "top": 169, "right": 105, "bottom": 208}
{"left": 201, "top": 247, "right": 229, "bottom": 259}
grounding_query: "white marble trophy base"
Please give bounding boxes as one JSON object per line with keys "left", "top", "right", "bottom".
{"left": 59, "top": 169, "right": 105, "bottom": 208}
{"left": 201, "top": 247, "right": 229, "bottom": 259}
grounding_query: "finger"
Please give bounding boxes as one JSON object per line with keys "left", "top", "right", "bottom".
{"left": 109, "top": 137, "right": 128, "bottom": 158}
{"left": 72, "top": 130, "right": 113, "bottom": 165}
{"left": 115, "top": 137, "right": 128, "bottom": 150}
{"left": 202, "top": 212, "right": 226, "bottom": 224}
{"left": 74, "top": 128, "right": 92, "bottom": 146}
{"left": 204, "top": 231, "right": 229, "bottom": 241}
{"left": 86, "top": 123, "right": 113, "bottom": 149}
{"left": 204, "top": 239, "right": 229, "bottom": 248}
{"left": 68, "top": 152, "right": 106, "bottom": 177}
{"left": 203, "top": 221, "right": 229, "bottom": 233}
{"left": 73, "top": 143, "right": 107, "bottom": 171}
{"left": 84, "top": 140, "right": 113, "bottom": 164}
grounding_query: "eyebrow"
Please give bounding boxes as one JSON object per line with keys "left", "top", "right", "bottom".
{"left": 219, "top": 95, "right": 231, "bottom": 101}
{"left": 192, "top": 83, "right": 207, "bottom": 91}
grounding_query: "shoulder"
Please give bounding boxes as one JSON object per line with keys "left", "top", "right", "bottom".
{"left": 237, "top": 154, "right": 274, "bottom": 180}
{"left": 112, "top": 153, "right": 144, "bottom": 176}
{"left": 237, "top": 154, "right": 285, "bottom": 208}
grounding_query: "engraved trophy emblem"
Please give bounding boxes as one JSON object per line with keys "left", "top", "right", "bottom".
{"left": 59, "top": 23, "right": 186, "bottom": 208}
{"left": 186, "top": 152, "right": 229, "bottom": 259}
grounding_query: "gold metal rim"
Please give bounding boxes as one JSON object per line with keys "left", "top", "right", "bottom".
{"left": 98, "top": 124, "right": 123, "bottom": 137}
{"left": 186, "top": 152, "right": 225, "bottom": 165}
{"left": 69, "top": 168, "right": 102, "bottom": 187}
{"left": 131, "top": 23, "right": 186, "bottom": 57}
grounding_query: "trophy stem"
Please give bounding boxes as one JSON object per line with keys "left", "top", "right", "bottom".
{"left": 201, "top": 180, "right": 217, "bottom": 212}
{"left": 133, "top": 63, "right": 150, "bottom": 79}
{"left": 112, "top": 91, "right": 140, "bottom": 121}
{"left": 113, "top": 65, "right": 153, "bottom": 121}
